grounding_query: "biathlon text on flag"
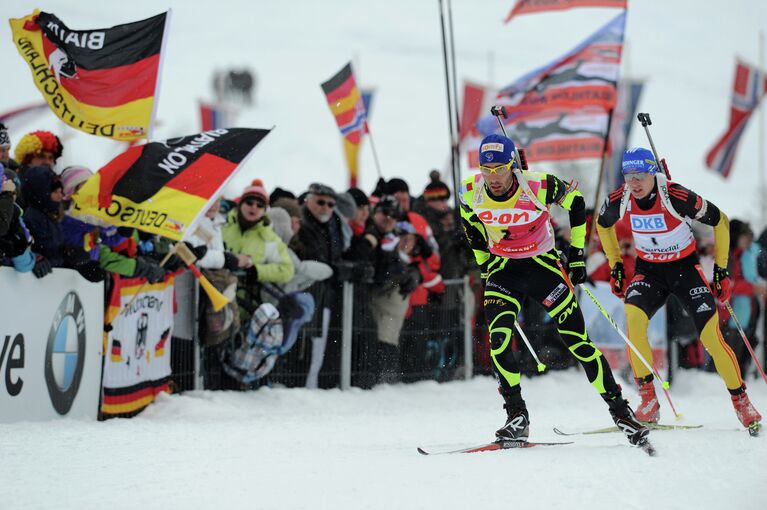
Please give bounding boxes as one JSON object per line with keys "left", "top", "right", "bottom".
{"left": 71, "top": 128, "right": 271, "bottom": 240}
{"left": 321, "top": 62, "right": 368, "bottom": 188}
{"left": 705, "top": 60, "right": 767, "bottom": 178}
{"left": 504, "top": 0, "right": 626, "bottom": 23}
{"left": 9, "top": 9, "right": 170, "bottom": 141}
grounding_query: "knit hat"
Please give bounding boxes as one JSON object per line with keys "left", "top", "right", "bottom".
{"left": 423, "top": 174, "right": 451, "bottom": 201}
{"left": 269, "top": 187, "right": 296, "bottom": 204}
{"left": 0, "top": 123, "right": 9, "bottom": 148}
{"left": 346, "top": 187, "right": 369, "bottom": 207}
{"left": 14, "top": 131, "right": 64, "bottom": 165}
{"left": 335, "top": 192, "right": 357, "bottom": 219}
{"left": 374, "top": 195, "right": 401, "bottom": 217}
{"left": 479, "top": 133, "right": 516, "bottom": 166}
{"left": 385, "top": 178, "right": 409, "bottom": 194}
{"left": 60, "top": 165, "right": 93, "bottom": 199}
{"left": 622, "top": 147, "right": 657, "bottom": 175}
{"left": 240, "top": 178, "right": 269, "bottom": 204}
{"left": 272, "top": 197, "right": 300, "bottom": 218}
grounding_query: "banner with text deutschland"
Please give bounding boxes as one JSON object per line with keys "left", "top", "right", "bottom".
{"left": 321, "top": 62, "right": 368, "bottom": 187}
{"left": 71, "top": 128, "right": 271, "bottom": 240}
{"left": 101, "top": 273, "right": 175, "bottom": 416}
{"left": 9, "top": 9, "right": 169, "bottom": 140}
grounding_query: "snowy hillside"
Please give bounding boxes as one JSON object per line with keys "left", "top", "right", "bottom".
{"left": 2, "top": 0, "right": 767, "bottom": 227}
{"left": 1, "top": 370, "right": 765, "bottom": 509}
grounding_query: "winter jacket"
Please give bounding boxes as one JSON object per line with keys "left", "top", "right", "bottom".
{"left": 21, "top": 166, "right": 66, "bottom": 267}
{"left": 269, "top": 207, "right": 333, "bottom": 293}
{"left": 222, "top": 209, "right": 294, "bottom": 284}
{"left": 185, "top": 213, "right": 230, "bottom": 270}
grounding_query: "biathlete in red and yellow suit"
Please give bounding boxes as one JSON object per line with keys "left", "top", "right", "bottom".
{"left": 596, "top": 147, "right": 761, "bottom": 432}
{"left": 460, "top": 134, "right": 649, "bottom": 446}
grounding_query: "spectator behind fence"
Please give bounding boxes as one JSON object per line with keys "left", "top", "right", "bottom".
{"left": 295, "top": 182, "right": 374, "bottom": 388}
{"left": 0, "top": 123, "right": 20, "bottom": 173}
{"left": 0, "top": 164, "right": 35, "bottom": 272}
{"left": 14, "top": 130, "right": 63, "bottom": 177}
{"left": 366, "top": 195, "right": 420, "bottom": 383}
{"left": 223, "top": 179, "right": 294, "bottom": 322}
{"left": 721, "top": 220, "right": 766, "bottom": 376}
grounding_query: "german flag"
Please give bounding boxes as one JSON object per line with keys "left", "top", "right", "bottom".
{"left": 71, "top": 128, "right": 271, "bottom": 240}
{"left": 9, "top": 10, "right": 169, "bottom": 141}
{"left": 321, "top": 63, "right": 368, "bottom": 187}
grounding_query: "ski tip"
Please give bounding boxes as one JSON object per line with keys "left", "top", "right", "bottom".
{"left": 552, "top": 427, "right": 568, "bottom": 436}
{"left": 417, "top": 447, "right": 430, "bottom": 455}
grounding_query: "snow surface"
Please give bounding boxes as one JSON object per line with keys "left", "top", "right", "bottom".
{"left": 2, "top": 0, "right": 767, "bottom": 227}
{"left": 1, "top": 370, "right": 765, "bottom": 509}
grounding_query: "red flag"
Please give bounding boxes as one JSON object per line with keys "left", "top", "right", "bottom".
{"left": 705, "top": 60, "right": 767, "bottom": 178}
{"left": 505, "top": 0, "right": 626, "bottom": 23}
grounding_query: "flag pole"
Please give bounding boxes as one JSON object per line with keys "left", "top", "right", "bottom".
{"left": 588, "top": 108, "right": 615, "bottom": 249}
{"left": 438, "top": 0, "right": 461, "bottom": 210}
{"left": 760, "top": 30, "right": 766, "bottom": 231}
{"left": 366, "top": 122, "right": 383, "bottom": 179}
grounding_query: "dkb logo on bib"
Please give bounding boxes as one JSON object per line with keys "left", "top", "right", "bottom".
{"left": 630, "top": 214, "right": 667, "bottom": 232}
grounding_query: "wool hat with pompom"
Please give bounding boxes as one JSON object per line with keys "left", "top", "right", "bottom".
{"left": 60, "top": 165, "right": 93, "bottom": 199}
{"left": 14, "top": 131, "right": 64, "bottom": 165}
{"left": 239, "top": 178, "right": 269, "bottom": 204}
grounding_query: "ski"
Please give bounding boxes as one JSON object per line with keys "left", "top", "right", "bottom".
{"left": 417, "top": 439, "right": 573, "bottom": 456}
{"left": 553, "top": 423, "right": 702, "bottom": 436}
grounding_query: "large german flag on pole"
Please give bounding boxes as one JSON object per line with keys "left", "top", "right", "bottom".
{"left": 9, "top": 10, "right": 170, "bottom": 141}
{"left": 321, "top": 63, "right": 368, "bottom": 187}
{"left": 71, "top": 128, "right": 271, "bottom": 240}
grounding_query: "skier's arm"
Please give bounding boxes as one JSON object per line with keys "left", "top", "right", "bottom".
{"left": 459, "top": 200, "right": 490, "bottom": 278}
{"left": 545, "top": 174, "right": 586, "bottom": 250}
{"left": 595, "top": 188, "right": 624, "bottom": 267}
{"left": 669, "top": 183, "right": 729, "bottom": 267}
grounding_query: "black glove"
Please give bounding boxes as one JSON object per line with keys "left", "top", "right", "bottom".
{"left": 246, "top": 264, "right": 259, "bottom": 286}
{"left": 352, "top": 263, "right": 375, "bottom": 284}
{"left": 223, "top": 251, "right": 240, "bottom": 272}
{"left": 184, "top": 241, "right": 208, "bottom": 261}
{"left": 713, "top": 264, "right": 732, "bottom": 302}
{"left": 398, "top": 267, "right": 421, "bottom": 296}
{"left": 33, "top": 255, "right": 52, "bottom": 279}
{"left": 567, "top": 246, "right": 586, "bottom": 285}
{"left": 610, "top": 262, "right": 627, "bottom": 298}
{"left": 133, "top": 257, "right": 166, "bottom": 283}
{"left": 75, "top": 260, "right": 107, "bottom": 282}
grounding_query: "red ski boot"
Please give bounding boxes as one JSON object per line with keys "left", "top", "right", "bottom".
{"left": 635, "top": 378, "right": 660, "bottom": 423}
{"left": 731, "top": 390, "right": 762, "bottom": 435}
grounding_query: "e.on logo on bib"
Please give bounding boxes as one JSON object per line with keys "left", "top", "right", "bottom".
{"left": 630, "top": 214, "right": 667, "bottom": 232}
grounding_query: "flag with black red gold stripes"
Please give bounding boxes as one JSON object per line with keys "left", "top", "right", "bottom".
{"left": 9, "top": 9, "right": 170, "bottom": 141}
{"left": 71, "top": 128, "right": 271, "bottom": 240}
{"left": 321, "top": 62, "right": 368, "bottom": 187}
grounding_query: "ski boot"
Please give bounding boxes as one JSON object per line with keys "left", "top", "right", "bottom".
{"left": 605, "top": 392, "right": 650, "bottom": 446}
{"left": 731, "top": 388, "right": 762, "bottom": 436}
{"left": 635, "top": 376, "right": 660, "bottom": 423}
{"left": 496, "top": 392, "right": 529, "bottom": 441}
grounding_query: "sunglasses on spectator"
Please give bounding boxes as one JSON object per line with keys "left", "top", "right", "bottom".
{"left": 315, "top": 198, "right": 336, "bottom": 208}
{"left": 243, "top": 197, "right": 266, "bottom": 208}
{"left": 479, "top": 161, "right": 513, "bottom": 177}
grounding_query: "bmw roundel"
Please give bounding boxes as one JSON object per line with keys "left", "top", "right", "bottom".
{"left": 45, "top": 292, "right": 86, "bottom": 415}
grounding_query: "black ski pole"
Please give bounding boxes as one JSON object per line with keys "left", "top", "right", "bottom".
{"left": 637, "top": 112, "right": 671, "bottom": 179}
{"left": 490, "top": 105, "right": 525, "bottom": 169}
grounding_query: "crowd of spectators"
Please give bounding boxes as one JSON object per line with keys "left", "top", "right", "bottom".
{"left": 3, "top": 124, "right": 765, "bottom": 390}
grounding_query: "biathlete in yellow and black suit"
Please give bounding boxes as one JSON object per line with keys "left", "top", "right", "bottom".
{"left": 596, "top": 147, "right": 762, "bottom": 432}
{"left": 460, "top": 134, "right": 648, "bottom": 446}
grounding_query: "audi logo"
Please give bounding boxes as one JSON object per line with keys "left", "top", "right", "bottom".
{"left": 689, "top": 286, "right": 710, "bottom": 296}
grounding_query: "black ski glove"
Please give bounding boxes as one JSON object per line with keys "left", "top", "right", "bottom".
{"left": 133, "top": 257, "right": 166, "bottom": 283}
{"left": 33, "top": 255, "right": 52, "bottom": 279}
{"left": 223, "top": 251, "right": 240, "bottom": 272}
{"left": 398, "top": 266, "right": 421, "bottom": 296}
{"left": 75, "top": 260, "right": 107, "bottom": 282}
{"left": 567, "top": 246, "right": 586, "bottom": 285}
{"left": 184, "top": 241, "right": 208, "bottom": 261}
{"left": 610, "top": 262, "right": 627, "bottom": 299}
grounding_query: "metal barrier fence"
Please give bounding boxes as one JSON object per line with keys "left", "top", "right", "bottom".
{"left": 176, "top": 277, "right": 474, "bottom": 391}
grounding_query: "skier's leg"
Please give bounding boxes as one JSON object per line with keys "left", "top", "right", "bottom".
{"left": 483, "top": 273, "right": 529, "bottom": 439}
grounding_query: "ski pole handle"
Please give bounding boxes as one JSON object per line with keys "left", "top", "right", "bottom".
{"left": 636, "top": 112, "right": 671, "bottom": 179}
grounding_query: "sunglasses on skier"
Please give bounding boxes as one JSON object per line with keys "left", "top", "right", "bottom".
{"left": 479, "top": 161, "right": 513, "bottom": 177}
{"left": 623, "top": 172, "right": 653, "bottom": 183}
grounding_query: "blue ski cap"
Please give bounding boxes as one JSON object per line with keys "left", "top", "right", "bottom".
{"left": 479, "top": 134, "right": 517, "bottom": 167}
{"left": 622, "top": 147, "right": 658, "bottom": 175}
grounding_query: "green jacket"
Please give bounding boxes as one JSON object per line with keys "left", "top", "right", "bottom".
{"left": 222, "top": 209, "right": 294, "bottom": 284}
